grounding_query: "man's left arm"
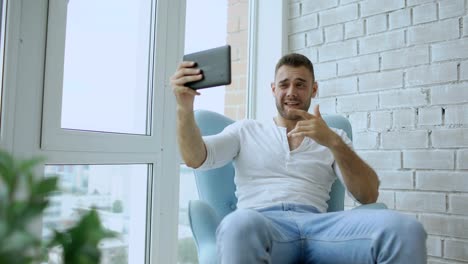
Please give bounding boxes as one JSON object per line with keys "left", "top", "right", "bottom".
{"left": 288, "top": 106, "right": 379, "bottom": 204}
{"left": 328, "top": 137, "right": 379, "bottom": 204}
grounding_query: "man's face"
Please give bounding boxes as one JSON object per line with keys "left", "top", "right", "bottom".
{"left": 271, "top": 65, "right": 317, "bottom": 120}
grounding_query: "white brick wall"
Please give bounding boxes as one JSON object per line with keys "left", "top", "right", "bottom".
{"left": 413, "top": 3, "right": 437, "bottom": 25}
{"left": 337, "top": 54, "right": 379, "bottom": 76}
{"left": 366, "top": 14, "right": 387, "bottom": 34}
{"left": 418, "top": 107, "right": 442, "bottom": 126}
{"left": 408, "top": 19, "right": 459, "bottom": 45}
{"left": 389, "top": 9, "right": 411, "bottom": 29}
{"left": 381, "top": 46, "right": 429, "bottom": 70}
{"left": 403, "top": 150, "right": 454, "bottom": 169}
{"left": 289, "top": 1, "right": 468, "bottom": 261}
{"left": 396, "top": 191, "right": 446, "bottom": 213}
{"left": 361, "top": 0, "right": 405, "bottom": 17}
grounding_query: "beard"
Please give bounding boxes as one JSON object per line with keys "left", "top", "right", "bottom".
{"left": 275, "top": 97, "right": 311, "bottom": 120}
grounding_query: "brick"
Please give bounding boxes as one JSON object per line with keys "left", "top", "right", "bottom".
{"left": 367, "top": 14, "right": 387, "bottom": 35}
{"left": 432, "top": 38, "right": 468, "bottom": 62}
{"left": 324, "top": 24, "right": 343, "bottom": 43}
{"left": 403, "top": 150, "right": 454, "bottom": 169}
{"left": 449, "top": 194, "right": 468, "bottom": 215}
{"left": 377, "top": 170, "right": 413, "bottom": 189}
{"left": 337, "top": 54, "right": 379, "bottom": 76}
{"left": 426, "top": 236, "right": 443, "bottom": 257}
{"left": 389, "top": 9, "right": 411, "bottom": 29}
{"left": 341, "top": 0, "right": 359, "bottom": 4}
{"left": 439, "top": 0, "right": 465, "bottom": 19}
{"left": 306, "top": 29, "right": 324, "bottom": 46}
{"left": 289, "top": 13, "right": 319, "bottom": 34}
{"left": 376, "top": 190, "right": 395, "bottom": 209}
{"left": 381, "top": 46, "right": 429, "bottom": 70}
{"left": 289, "top": 3, "right": 300, "bottom": 19}
{"left": 408, "top": 19, "right": 460, "bottom": 45}
{"left": 359, "top": 70, "right": 403, "bottom": 92}
{"left": 417, "top": 171, "right": 468, "bottom": 192}
{"left": 361, "top": 0, "right": 405, "bottom": 17}
{"left": 396, "top": 191, "right": 446, "bottom": 213}
{"left": 380, "top": 89, "right": 428, "bottom": 109}
{"left": 381, "top": 130, "right": 428, "bottom": 149}
{"left": 302, "top": 0, "right": 338, "bottom": 14}
{"left": 369, "top": 111, "right": 392, "bottom": 131}
{"left": 432, "top": 128, "right": 468, "bottom": 148}
{"left": 313, "top": 98, "right": 336, "bottom": 114}
{"left": 393, "top": 109, "right": 416, "bottom": 128}
{"left": 445, "top": 239, "right": 468, "bottom": 261}
{"left": 353, "top": 132, "right": 379, "bottom": 150}
{"left": 358, "top": 150, "right": 401, "bottom": 169}
{"left": 314, "top": 62, "right": 336, "bottom": 81}
{"left": 348, "top": 112, "right": 368, "bottom": 132}
{"left": 297, "top": 47, "right": 318, "bottom": 64}
{"left": 457, "top": 149, "right": 468, "bottom": 169}
{"left": 320, "top": 4, "right": 358, "bottom": 27}
{"left": 418, "top": 107, "right": 442, "bottom": 126}
{"left": 345, "top": 20, "right": 364, "bottom": 39}
{"left": 337, "top": 94, "right": 379, "bottom": 112}
{"left": 289, "top": 33, "right": 306, "bottom": 51}
{"left": 318, "top": 40, "right": 357, "bottom": 62}
{"left": 461, "top": 61, "right": 468, "bottom": 80}
{"left": 407, "top": 0, "right": 434, "bottom": 6}
{"left": 406, "top": 62, "right": 458, "bottom": 87}
{"left": 319, "top": 76, "right": 357, "bottom": 97}
{"left": 360, "top": 30, "right": 405, "bottom": 55}
{"left": 445, "top": 105, "right": 468, "bottom": 125}
{"left": 413, "top": 3, "right": 437, "bottom": 25}
{"left": 464, "top": 15, "right": 468, "bottom": 36}
{"left": 431, "top": 84, "right": 468, "bottom": 105}
{"left": 420, "top": 214, "right": 468, "bottom": 239}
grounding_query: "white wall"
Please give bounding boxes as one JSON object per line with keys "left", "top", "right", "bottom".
{"left": 286, "top": 0, "right": 468, "bottom": 263}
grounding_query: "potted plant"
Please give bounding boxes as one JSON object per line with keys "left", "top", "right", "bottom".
{"left": 0, "top": 150, "right": 115, "bottom": 264}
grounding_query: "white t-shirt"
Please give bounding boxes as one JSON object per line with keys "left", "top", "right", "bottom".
{"left": 197, "top": 118, "right": 354, "bottom": 213}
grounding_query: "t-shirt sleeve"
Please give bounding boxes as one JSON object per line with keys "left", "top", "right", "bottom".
{"left": 196, "top": 121, "right": 242, "bottom": 171}
{"left": 331, "top": 128, "right": 359, "bottom": 202}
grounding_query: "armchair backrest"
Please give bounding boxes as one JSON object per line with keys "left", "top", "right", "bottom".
{"left": 193, "top": 110, "right": 353, "bottom": 219}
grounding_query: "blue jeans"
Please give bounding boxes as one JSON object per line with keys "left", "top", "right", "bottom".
{"left": 216, "top": 203, "right": 427, "bottom": 264}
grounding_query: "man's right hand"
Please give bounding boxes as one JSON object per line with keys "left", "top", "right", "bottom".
{"left": 170, "top": 61, "right": 203, "bottom": 112}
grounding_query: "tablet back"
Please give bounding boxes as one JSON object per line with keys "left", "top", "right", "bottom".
{"left": 183, "top": 45, "right": 231, "bottom": 90}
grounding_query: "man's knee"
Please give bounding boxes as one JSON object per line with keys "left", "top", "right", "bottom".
{"left": 381, "top": 211, "right": 426, "bottom": 240}
{"left": 216, "top": 209, "right": 267, "bottom": 240}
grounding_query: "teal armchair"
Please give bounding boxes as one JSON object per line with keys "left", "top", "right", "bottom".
{"left": 188, "top": 110, "right": 386, "bottom": 264}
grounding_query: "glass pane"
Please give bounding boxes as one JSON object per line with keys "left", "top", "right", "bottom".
{"left": 178, "top": 165, "right": 199, "bottom": 263}
{"left": 179, "top": 1, "right": 250, "bottom": 262}
{"left": 0, "top": 0, "right": 7, "bottom": 131}
{"left": 43, "top": 164, "right": 149, "bottom": 264}
{"left": 61, "top": 0, "right": 153, "bottom": 134}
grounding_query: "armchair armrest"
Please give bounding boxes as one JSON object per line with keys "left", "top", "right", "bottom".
{"left": 353, "top": 202, "right": 388, "bottom": 210}
{"left": 188, "top": 200, "right": 221, "bottom": 264}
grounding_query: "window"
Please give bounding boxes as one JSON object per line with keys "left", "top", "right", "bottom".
{"left": 178, "top": 0, "right": 251, "bottom": 262}
{"left": 43, "top": 164, "right": 149, "bottom": 264}
{"left": 0, "top": 0, "right": 7, "bottom": 132}
{"left": 60, "top": 0, "right": 153, "bottom": 134}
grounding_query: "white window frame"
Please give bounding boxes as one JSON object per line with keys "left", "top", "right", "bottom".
{"left": 249, "top": 0, "right": 287, "bottom": 122}
{"left": 1, "top": 0, "right": 186, "bottom": 263}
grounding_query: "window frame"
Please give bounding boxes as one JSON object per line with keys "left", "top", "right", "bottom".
{"left": 1, "top": 0, "right": 186, "bottom": 263}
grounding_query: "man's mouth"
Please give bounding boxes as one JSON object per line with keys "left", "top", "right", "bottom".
{"left": 284, "top": 101, "right": 300, "bottom": 107}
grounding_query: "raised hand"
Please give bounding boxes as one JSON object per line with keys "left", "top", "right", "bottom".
{"left": 170, "top": 61, "right": 203, "bottom": 112}
{"left": 286, "top": 105, "right": 341, "bottom": 148}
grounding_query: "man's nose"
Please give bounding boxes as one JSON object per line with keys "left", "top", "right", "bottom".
{"left": 286, "top": 85, "right": 297, "bottom": 95}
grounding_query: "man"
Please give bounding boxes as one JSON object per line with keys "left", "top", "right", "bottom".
{"left": 171, "top": 53, "right": 427, "bottom": 263}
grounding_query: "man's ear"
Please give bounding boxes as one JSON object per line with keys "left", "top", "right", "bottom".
{"left": 311, "top": 81, "right": 318, "bottom": 98}
{"left": 271, "top": 82, "right": 276, "bottom": 95}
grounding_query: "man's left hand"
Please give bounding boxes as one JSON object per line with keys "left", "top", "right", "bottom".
{"left": 287, "top": 105, "right": 342, "bottom": 148}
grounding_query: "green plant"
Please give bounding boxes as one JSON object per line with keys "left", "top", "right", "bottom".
{"left": 0, "top": 150, "right": 115, "bottom": 264}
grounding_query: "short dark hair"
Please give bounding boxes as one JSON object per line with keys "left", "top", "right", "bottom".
{"left": 275, "top": 53, "right": 315, "bottom": 81}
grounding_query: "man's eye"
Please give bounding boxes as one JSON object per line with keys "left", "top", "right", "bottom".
{"left": 296, "top": 82, "right": 305, "bottom": 88}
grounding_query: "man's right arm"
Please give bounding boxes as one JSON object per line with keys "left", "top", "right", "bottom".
{"left": 171, "top": 61, "right": 206, "bottom": 168}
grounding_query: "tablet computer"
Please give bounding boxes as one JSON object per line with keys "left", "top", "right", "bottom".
{"left": 183, "top": 45, "right": 231, "bottom": 90}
